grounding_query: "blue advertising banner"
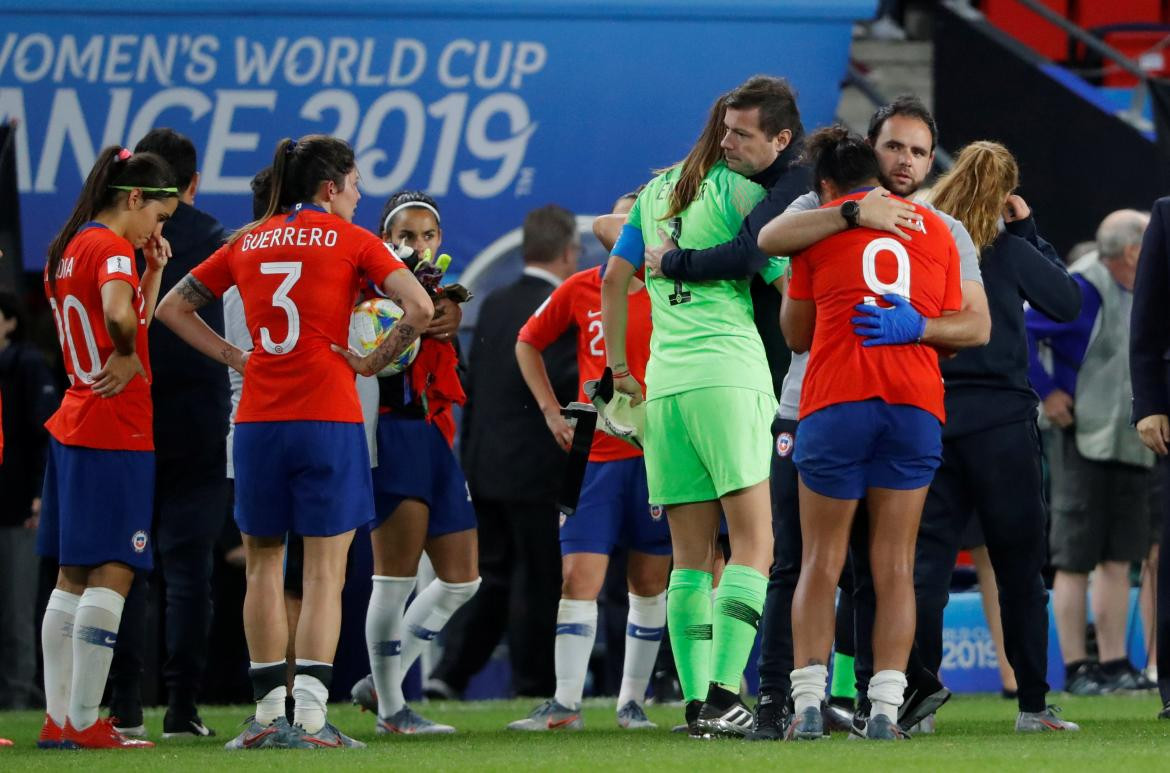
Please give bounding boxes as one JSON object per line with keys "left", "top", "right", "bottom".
{"left": 0, "top": 0, "right": 874, "bottom": 273}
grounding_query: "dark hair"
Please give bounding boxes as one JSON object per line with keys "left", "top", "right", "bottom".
{"left": 380, "top": 190, "right": 441, "bottom": 238}
{"left": 867, "top": 95, "right": 938, "bottom": 151}
{"left": 46, "top": 146, "right": 177, "bottom": 289}
{"left": 522, "top": 204, "right": 576, "bottom": 264}
{"left": 250, "top": 166, "right": 273, "bottom": 220}
{"left": 725, "top": 74, "right": 803, "bottom": 141}
{"left": 134, "top": 128, "right": 197, "bottom": 192}
{"left": 233, "top": 134, "right": 355, "bottom": 243}
{"left": 803, "top": 126, "right": 880, "bottom": 194}
{"left": 661, "top": 94, "right": 728, "bottom": 220}
{"left": 0, "top": 291, "right": 26, "bottom": 343}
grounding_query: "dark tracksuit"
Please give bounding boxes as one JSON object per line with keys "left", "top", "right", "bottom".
{"left": 658, "top": 144, "right": 815, "bottom": 699}
{"left": 851, "top": 216, "right": 1081, "bottom": 713}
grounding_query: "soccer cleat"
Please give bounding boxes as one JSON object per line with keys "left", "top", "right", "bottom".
{"left": 671, "top": 700, "right": 703, "bottom": 734}
{"left": 0, "top": 738, "right": 11, "bottom": 747}
{"left": 351, "top": 674, "right": 378, "bottom": 714}
{"left": 1158, "top": 701, "right": 1170, "bottom": 720}
{"left": 823, "top": 701, "right": 855, "bottom": 734}
{"left": 866, "top": 714, "right": 911, "bottom": 741}
{"left": 506, "top": 699, "right": 583, "bottom": 731}
{"left": 785, "top": 705, "right": 824, "bottom": 740}
{"left": 898, "top": 675, "right": 951, "bottom": 732}
{"left": 745, "top": 692, "right": 788, "bottom": 741}
{"left": 906, "top": 714, "right": 936, "bottom": 735}
{"left": 1101, "top": 663, "right": 1156, "bottom": 692}
{"left": 376, "top": 706, "right": 456, "bottom": 735}
{"left": 292, "top": 722, "right": 366, "bottom": 749}
{"left": 63, "top": 718, "right": 155, "bottom": 749}
{"left": 110, "top": 716, "right": 147, "bottom": 738}
{"left": 224, "top": 716, "right": 301, "bottom": 750}
{"left": 37, "top": 716, "right": 64, "bottom": 749}
{"left": 1015, "top": 705, "right": 1079, "bottom": 732}
{"left": 1064, "top": 662, "right": 1107, "bottom": 696}
{"left": 693, "top": 685, "right": 754, "bottom": 738}
{"left": 616, "top": 701, "right": 657, "bottom": 729}
{"left": 161, "top": 711, "right": 215, "bottom": 739}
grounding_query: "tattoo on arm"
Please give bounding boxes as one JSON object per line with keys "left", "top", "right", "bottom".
{"left": 367, "top": 323, "right": 419, "bottom": 373}
{"left": 219, "top": 345, "right": 235, "bottom": 365}
{"left": 176, "top": 274, "right": 215, "bottom": 309}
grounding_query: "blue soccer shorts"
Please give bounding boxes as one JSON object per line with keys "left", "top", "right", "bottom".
{"left": 38, "top": 438, "right": 155, "bottom": 570}
{"left": 370, "top": 414, "right": 476, "bottom": 538}
{"left": 233, "top": 420, "right": 374, "bottom": 538}
{"left": 793, "top": 399, "right": 942, "bottom": 500}
{"left": 561, "top": 457, "right": 672, "bottom": 556}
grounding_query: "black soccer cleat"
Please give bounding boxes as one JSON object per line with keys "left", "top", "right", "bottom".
{"left": 671, "top": 700, "right": 704, "bottom": 734}
{"left": 745, "top": 691, "right": 788, "bottom": 741}
{"left": 898, "top": 669, "right": 951, "bottom": 732}
{"left": 693, "top": 684, "right": 754, "bottom": 739}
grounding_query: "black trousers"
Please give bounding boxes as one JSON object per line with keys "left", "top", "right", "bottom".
{"left": 430, "top": 497, "right": 562, "bottom": 697}
{"left": 111, "top": 449, "right": 230, "bottom": 712}
{"left": 854, "top": 420, "right": 1051, "bottom": 713}
{"left": 757, "top": 418, "right": 856, "bottom": 698}
{"left": 1156, "top": 456, "right": 1170, "bottom": 705}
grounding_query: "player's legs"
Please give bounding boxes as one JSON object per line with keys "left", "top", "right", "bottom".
{"left": 665, "top": 500, "right": 721, "bottom": 704}
{"left": 555, "top": 551, "right": 608, "bottom": 711}
{"left": 241, "top": 534, "right": 290, "bottom": 726}
{"left": 402, "top": 528, "right": 480, "bottom": 675}
{"left": 618, "top": 550, "right": 670, "bottom": 719}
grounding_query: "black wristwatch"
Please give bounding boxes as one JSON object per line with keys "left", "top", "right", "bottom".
{"left": 840, "top": 200, "right": 861, "bottom": 229}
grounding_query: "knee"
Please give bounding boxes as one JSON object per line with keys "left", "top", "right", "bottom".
{"left": 561, "top": 564, "right": 602, "bottom": 600}
{"left": 627, "top": 564, "right": 669, "bottom": 597}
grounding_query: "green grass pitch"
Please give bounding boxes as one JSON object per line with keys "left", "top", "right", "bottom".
{"left": 3, "top": 694, "right": 1169, "bottom": 771}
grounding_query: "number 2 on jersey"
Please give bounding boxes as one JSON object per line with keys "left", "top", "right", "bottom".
{"left": 861, "top": 237, "right": 910, "bottom": 304}
{"left": 260, "top": 262, "right": 302, "bottom": 355}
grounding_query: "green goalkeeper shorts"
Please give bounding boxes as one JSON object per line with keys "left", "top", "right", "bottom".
{"left": 644, "top": 387, "right": 777, "bottom": 505}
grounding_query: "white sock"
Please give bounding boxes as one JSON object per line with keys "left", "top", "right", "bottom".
{"left": 868, "top": 669, "right": 908, "bottom": 723}
{"left": 553, "top": 598, "right": 597, "bottom": 710}
{"left": 400, "top": 578, "right": 481, "bottom": 675}
{"left": 41, "top": 589, "right": 80, "bottom": 728}
{"left": 790, "top": 664, "right": 828, "bottom": 715}
{"left": 250, "top": 660, "right": 287, "bottom": 726}
{"left": 293, "top": 659, "right": 331, "bottom": 734}
{"left": 365, "top": 575, "right": 415, "bottom": 717}
{"left": 618, "top": 592, "right": 666, "bottom": 707}
{"left": 69, "top": 587, "right": 125, "bottom": 731}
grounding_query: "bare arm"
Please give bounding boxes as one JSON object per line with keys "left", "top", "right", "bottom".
{"left": 594, "top": 214, "right": 625, "bottom": 252}
{"left": 600, "top": 256, "right": 642, "bottom": 401}
{"left": 516, "top": 340, "right": 574, "bottom": 450}
{"left": 91, "top": 279, "right": 147, "bottom": 397}
{"left": 780, "top": 294, "right": 815, "bottom": 354}
{"left": 156, "top": 274, "right": 249, "bottom": 373}
{"left": 338, "top": 267, "right": 435, "bottom": 376}
{"left": 139, "top": 231, "right": 173, "bottom": 325}
{"left": 758, "top": 187, "right": 919, "bottom": 256}
{"left": 920, "top": 279, "right": 991, "bottom": 349}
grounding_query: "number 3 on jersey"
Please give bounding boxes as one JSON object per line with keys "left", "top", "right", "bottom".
{"left": 861, "top": 237, "right": 910, "bottom": 305}
{"left": 260, "top": 262, "right": 302, "bottom": 355}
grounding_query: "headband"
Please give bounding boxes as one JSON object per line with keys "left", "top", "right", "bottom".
{"left": 381, "top": 201, "right": 440, "bottom": 235}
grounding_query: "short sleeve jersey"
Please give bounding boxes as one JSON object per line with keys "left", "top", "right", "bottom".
{"left": 518, "top": 266, "right": 652, "bottom": 462}
{"left": 788, "top": 191, "right": 963, "bottom": 422}
{"left": 44, "top": 224, "right": 153, "bottom": 451}
{"left": 624, "top": 161, "right": 782, "bottom": 400}
{"left": 191, "top": 204, "right": 404, "bottom": 424}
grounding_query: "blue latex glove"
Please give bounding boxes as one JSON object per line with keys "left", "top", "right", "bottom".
{"left": 851, "top": 293, "right": 926, "bottom": 347}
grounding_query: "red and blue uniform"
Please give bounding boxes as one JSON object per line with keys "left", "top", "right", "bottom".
{"left": 787, "top": 192, "right": 963, "bottom": 499}
{"left": 517, "top": 266, "right": 669, "bottom": 555}
{"left": 191, "top": 203, "right": 405, "bottom": 537}
{"left": 38, "top": 223, "right": 155, "bottom": 569}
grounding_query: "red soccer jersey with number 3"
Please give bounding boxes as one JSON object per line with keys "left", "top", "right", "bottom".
{"left": 517, "top": 266, "right": 652, "bottom": 462}
{"left": 787, "top": 192, "right": 963, "bottom": 422}
{"left": 44, "top": 224, "right": 153, "bottom": 451}
{"left": 191, "top": 205, "right": 405, "bottom": 424}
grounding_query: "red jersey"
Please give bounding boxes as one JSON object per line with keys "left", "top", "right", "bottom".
{"left": 788, "top": 192, "right": 963, "bottom": 422}
{"left": 44, "top": 224, "right": 153, "bottom": 451}
{"left": 517, "top": 266, "right": 652, "bottom": 462}
{"left": 192, "top": 204, "right": 405, "bottom": 424}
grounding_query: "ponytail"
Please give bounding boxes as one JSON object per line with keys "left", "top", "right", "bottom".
{"left": 47, "top": 146, "right": 176, "bottom": 289}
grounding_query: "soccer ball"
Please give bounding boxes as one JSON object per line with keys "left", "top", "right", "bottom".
{"left": 351, "top": 298, "right": 420, "bottom": 377}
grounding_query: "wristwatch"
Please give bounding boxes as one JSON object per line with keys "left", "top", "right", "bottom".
{"left": 840, "top": 200, "right": 861, "bottom": 229}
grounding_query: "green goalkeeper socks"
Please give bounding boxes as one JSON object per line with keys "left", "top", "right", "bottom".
{"left": 710, "top": 564, "right": 767, "bottom": 692}
{"left": 666, "top": 568, "right": 713, "bottom": 703}
{"left": 831, "top": 652, "right": 858, "bottom": 700}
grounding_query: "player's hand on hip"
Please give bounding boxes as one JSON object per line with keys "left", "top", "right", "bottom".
{"left": 426, "top": 296, "right": 462, "bottom": 339}
{"left": 858, "top": 187, "right": 919, "bottom": 240}
{"left": 1003, "top": 194, "right": 1031, "bottom": 223}
{"left": 1137, "top": 414, "right": 1170, "bottom": 455}
{"left": 644, "top": 229, "right": 678, "bottom": 279}
{"left": 851, "top": 294, "right": 925, "bottom": 346}
{"left": 93, "top": 351, "right": 146, "bottom": 397}
{"left": 1042, "top": 389, "right": 1075, "bottom": 429}
{"left": 544, "top": 407, "right": 574, "bottom": 451}
{"left": 331, "top": 343, "right": 376, "bottom": 377}
{"left": 613, "top": 373, "right": 644, "bottom": 406}
{"left": 230, "top": 349, "right": 251, "bottom": 375}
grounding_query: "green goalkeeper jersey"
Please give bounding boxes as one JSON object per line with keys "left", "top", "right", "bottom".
{"left": 627, "top": 161, "right": 785, "bottom": 400}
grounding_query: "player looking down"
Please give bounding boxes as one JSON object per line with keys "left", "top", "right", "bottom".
{"left": 602, "top": 96, "right": 787, "bottom": 737}
{"left": 38, "top": 145, "right": 178, "bottom": 750}
{"left": 155, "top": 135, "right": 432, "bottom": 749}
{"left": 779, "top": 127, "right": 961, "bottom": 741}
